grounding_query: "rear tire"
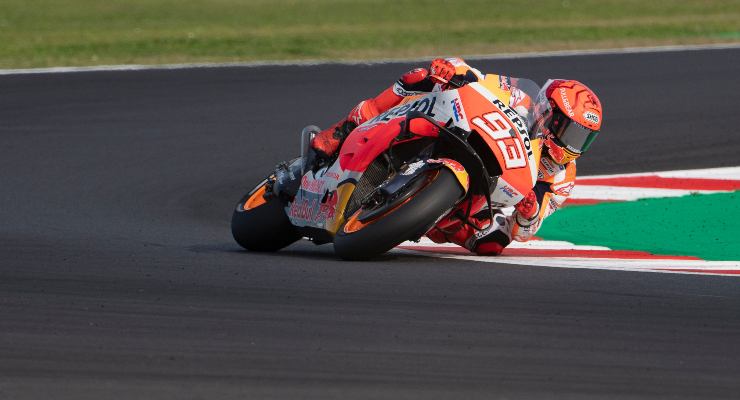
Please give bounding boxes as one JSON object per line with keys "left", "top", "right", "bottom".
{"left": 231, "top": 181, "right": 301, "bottom": 252}
{"left": 334, "top": 168, "right": 463, "bottom": 260}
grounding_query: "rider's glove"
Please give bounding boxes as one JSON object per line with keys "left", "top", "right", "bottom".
{"left": 428, "top": 58, "right": 456, "bottom": 85}
{"left": 514, "top": 190, "right": 540, "bottom": 227}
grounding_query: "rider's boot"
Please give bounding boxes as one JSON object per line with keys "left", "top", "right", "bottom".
{"left": 305, "top": 119, "right": 359, "bottom": 174}
{"left": 310, "top": 120, "right": 357, "bottom": 160}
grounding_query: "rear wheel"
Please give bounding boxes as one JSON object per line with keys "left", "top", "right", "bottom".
{"left": 231, "top": 180, "right": 301, "bottom": 252}
{"left": 334, "top": 168, "right": 463, "bottom": 260}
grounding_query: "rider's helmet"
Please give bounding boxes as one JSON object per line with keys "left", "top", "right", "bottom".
{"left": 533, "top": 79, "right": 603, "bottom": 164}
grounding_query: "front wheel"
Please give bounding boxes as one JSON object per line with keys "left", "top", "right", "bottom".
{"left": 231, "top": 179, "right": 301, "bottom": 252}
{"left": 334, "top": 168, "right": 464, "bottom": 260}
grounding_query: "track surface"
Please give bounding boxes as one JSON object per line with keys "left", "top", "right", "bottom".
{"left": 1, "top": 49, "right": 739, "bottom": 399}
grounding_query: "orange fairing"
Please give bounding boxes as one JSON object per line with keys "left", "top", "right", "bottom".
{"left": 243, "top": 184, "right": 268, "bottom": 210}
{"left": 457, "top": 82, "right": 537, "bottom": 196}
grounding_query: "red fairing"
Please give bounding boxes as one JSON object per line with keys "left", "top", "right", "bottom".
{"left": 338, "top": 115, "right": 438, "bottom": 172}
{"left": 338, "top": 118, "right": 401, "bottom": 172}
{"left": 407, "top": 117, "right": 439, "bottom": 137}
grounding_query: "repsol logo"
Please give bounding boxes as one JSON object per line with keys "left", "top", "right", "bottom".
{"left": 369, "top": 96, "right": 437, "bottom": 124}
{"left": 522, "top": 135, "right": 532, "bottom": 158}
{"left": 492, "top": 98, "right": 527, "bottom": 136}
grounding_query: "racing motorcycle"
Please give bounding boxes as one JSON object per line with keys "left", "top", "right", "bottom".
{"left": 232, "top": 75, "right": 543, "bottom": 260}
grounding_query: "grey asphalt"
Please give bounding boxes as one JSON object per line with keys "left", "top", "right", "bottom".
{"left": 1, "top": 48, "right": 739, "bottom": 399}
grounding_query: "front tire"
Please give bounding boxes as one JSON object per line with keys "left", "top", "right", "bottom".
{"left": 334, "top": 168, "right": 464, "bottom": 260}
{"left": 231, "top": 180, "right": 301, "bottom": 252}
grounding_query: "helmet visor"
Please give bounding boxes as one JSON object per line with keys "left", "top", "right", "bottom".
{"left": 549, "top": 110, "right": 599, "bottom": 153}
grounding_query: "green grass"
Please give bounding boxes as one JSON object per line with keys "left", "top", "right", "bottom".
{"left": 1, "top": 0, "right": 739, "bottom": 68}
{"left": 537, "top": 192, "right": 740, "bottom": 261}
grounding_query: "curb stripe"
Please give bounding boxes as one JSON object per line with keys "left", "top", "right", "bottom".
{"left": 577, "top": 166, "right": 740, "bottom": 180}
{"left": 565, "top": 199, "right": 619, "bottom": 206}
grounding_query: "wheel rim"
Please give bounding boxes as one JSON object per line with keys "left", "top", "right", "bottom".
{"left": 342, "top": 194, "right": 416, "bottom": 234}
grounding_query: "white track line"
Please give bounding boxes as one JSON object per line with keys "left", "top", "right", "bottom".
{"left": 393, "top": 249, "right": 740, "bottom": 277}
{"left": 1, "top": 42, "right": 738, "bottom": 76}
{"left": 569, "top": 185, "right": 725, "bottom": 201}
{"left": 409, "top": 237, "right": 612, "bottom": 251}
{"left": 579, "top": 166, "right": 740, "bottom": 180}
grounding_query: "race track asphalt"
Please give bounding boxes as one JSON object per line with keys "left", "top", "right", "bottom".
{"left": 1, "top": 48, "right": 739, "bottom": 399}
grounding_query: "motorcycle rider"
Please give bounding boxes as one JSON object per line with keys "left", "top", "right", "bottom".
{"left": 310, "top": 57, "right": 603, "bottom": 255}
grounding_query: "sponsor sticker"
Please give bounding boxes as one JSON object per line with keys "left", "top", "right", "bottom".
{"left": 451, "top": 98, "right": 464, "bottom": 122}
{"left": 583, "top": 110, "right": 600, "bottom": 124}
{"left": 559, "top": 88, "right": 575, "bottom": 117}
{"left": 289, "top": 198, "right": 316, "bottom": 221}
{"left": 316, "top": 190, "right": 338, "bottom": 221}
{"left": 540, "top": 157, "right": 561, "bottom": 176}
{"left": 324, "top": 171, "right": 340, "bottom": 180}
{"left": 553, "top": 182, "right": 574, "bottom": 196}
{"left": 392, "top": 82, "right": 422, "bottom": 98}
{"left": 300, "top": 175, "right": 326, "bottom": 194}
{"left": 499, "top": 184, "right": 517, "bottom": 198}
{"left": 499, "top": 75, "right": 511, "bottom": 91}
{"left": 402, "top": 160, "right": 426, "bottom": 176}
{"left": 428, "top": 158, "right": 466, "bottom": 173}
{"left": 491, "top": 99, "right": 528, "bottom": 137}
{"left": 367, "top": 96, "right": 437, "bottom": 125}
{"left": 290, "top": 189, "right": 339, "bottom": 223}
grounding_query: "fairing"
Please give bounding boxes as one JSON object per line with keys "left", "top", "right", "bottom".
{"left": 287, "top": 74, "right": 543, "bottom": 233}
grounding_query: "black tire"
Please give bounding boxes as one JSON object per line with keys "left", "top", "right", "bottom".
{"left": 231, "top": 181, "right": 301, "bottom": 252}
{"left": 334, "top": 168, "right": 463, "bottom": 260}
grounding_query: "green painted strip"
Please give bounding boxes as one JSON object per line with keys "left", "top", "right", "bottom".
{"left": 537, "top": 191, "right": 740, "bottom": 261}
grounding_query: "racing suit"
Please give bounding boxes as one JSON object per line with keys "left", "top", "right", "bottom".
{"left": 314, "top": 57, "right": 576, "bottom": 255}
